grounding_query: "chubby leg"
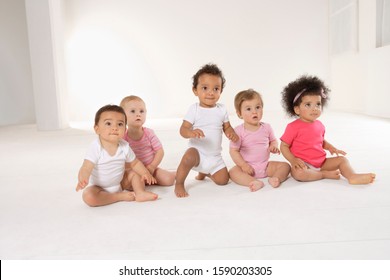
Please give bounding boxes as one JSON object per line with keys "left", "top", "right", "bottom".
{"left": 121, "top": 170, "right": 132, "bottom": 190}
{"left": 126, "top": 171, "right": 158, "bottom": 202}
{"left": 154, "top": 168, "right": 176, "bottom": 186}
{"left": 266, "top": 161, "right": 291, "bottom": 188}
{"left": 321, "top": 157, "right": 375, "bottom": 185}
{"left": 175, "top": 148, "right": 200, "bottom": 198}
{"left": 229, "top": 166, "right": 264, "bottom": 191}
{"left": 210, "top": 167, "right": 230, "bottom": 186}
{"left": 82, "top": 185, "right": 135, "bottom": 207}
{"left": 291, "top": 165, "right": 340, "bottom": 182}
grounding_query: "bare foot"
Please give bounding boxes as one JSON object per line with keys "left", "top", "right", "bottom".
{"left": 135, "top": 191, "right": 158, "bottom": 202}
{"left": 175, "top": 183, "right": 189, "bottom": 198}
{"left": 195, "top": 173, "right": 207, "bottom": 180}
{"left": 322, "top": 170, "right": 341, "bottom": 180}
{"left": 348, "top": 173, "right": 376, "bottom": 185}
{"left": 268, "top": 177, "right": 281, "bottom": 188}
{"left": 119, "top": 191, "right": 135, "bottom": 202}
{"left": 249, "top": 180, "right": 264, "bottom": 192}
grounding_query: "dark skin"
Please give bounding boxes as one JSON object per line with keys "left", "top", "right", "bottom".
{"left": 174, "top": 74, "right": 239, "bottom": 197}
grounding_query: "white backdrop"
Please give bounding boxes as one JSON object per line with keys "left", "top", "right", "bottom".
{"left": 64, "top": 0, "right": 329, "bottom": 121}
{"left": 2, "top": 0, "right": 389, "bottom": 128}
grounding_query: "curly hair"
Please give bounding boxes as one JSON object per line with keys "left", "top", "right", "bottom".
{"left": 281, "top": 75, "right": 330, "bottom": 117}
{"left": 94, "top": 104, "right": 127, "bottom": 126}
{"left": 234, "top": 89, "right": 263, "bottom": 115}
{"left": 192, "top": 63, "right": 226, "bottom": 91}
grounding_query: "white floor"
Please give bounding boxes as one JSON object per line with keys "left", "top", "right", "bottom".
{"left": 0, "top": 111, "right": 389, "bottom": 260}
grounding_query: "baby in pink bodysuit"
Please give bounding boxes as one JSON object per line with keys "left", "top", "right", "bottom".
{"left": 229, "top": 89, "right": 290, "bottom": 191}
{"left": 120, "top": 95, "right": 176, "bottom": 187}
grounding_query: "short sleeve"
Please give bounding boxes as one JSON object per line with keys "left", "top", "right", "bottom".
{"left": 84, "top": 139, "right": 100, "bottom": 164}
{"left": 183, "top": 103, "right": 197, "bottom": 124}
{"left": 145, "top": 128, "right": 163, "bottom": 151}
{"left": 280, "top": 123, "right": 295, "bottom": 145}
{"left": 229, "top": 124, "right": 243, "bottom": 150}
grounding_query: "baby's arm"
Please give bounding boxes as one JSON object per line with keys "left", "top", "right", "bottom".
{"left": 223, "top": 122, "right": 239, "bottom": 142}
{"left": 269, "top": 140, "right": 280, "bottom": 154}
{"left": 129, "top": 158, "right": 157, "bottom": 185}
{"left": 323, "top": 140, "right": 347, "bottom": 156}
{"left": 230, "top": 148, "right": 254, "bottom": 175}
{"left": 180, "top": 120, "right": 204, "bottom": 138}
{"left": 76, "top": 160, "right": 94, "bottom": 191}
{"left": 280, "top": 141, "right": 306, "bottom": 170}
{"left": 147, "top": 148, "right": 164, "bottom": 175}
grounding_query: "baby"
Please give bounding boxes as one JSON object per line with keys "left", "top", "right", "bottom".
{"left": 76, "top": 104, "right": 157, "bottom": 206}
{"left": 120, "top": 95, "right": 175, "bottom": 186}
{"left": 280, "top": 75, "right": 375, "bottom": 184}
{"left": 175, "top": 63, "right": 239, "bottom": 197}
{"left": 229, "top": 89, "right": 290, "bottom": 191}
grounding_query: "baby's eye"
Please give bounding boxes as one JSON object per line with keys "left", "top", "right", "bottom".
{"left": 245, "top": 107, "right": 251, "bottom": 111}
{"left": 202, "top": 86, "right": 208, "bottom": 91}
{"left": 130, "top": 110, "right": 136, "bottom": 113}
{"left": 256, "top": 105, "right": 262, "bottom": 110}
{"left": 140, "top": 110, "right": 145, "bottom": 114}
{"left": 213, "top": 87, "right": 220, "bottom": 92}
{"left": 105, "top": 121, "right": 112, "bottom": 126}
{"left": 118, "top": 122, "right": 124, "bottom": 127}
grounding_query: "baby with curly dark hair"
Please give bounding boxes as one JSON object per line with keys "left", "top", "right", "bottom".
{"left": 280, "top": 75, "right": 375, "bottom": 185}
{"left": 175, "top": 63, "right": 239, "bottom": 197}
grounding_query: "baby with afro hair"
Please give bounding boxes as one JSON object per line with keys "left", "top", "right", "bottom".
{"left": 280, "top": 75, "right": 375, "bottom": 185}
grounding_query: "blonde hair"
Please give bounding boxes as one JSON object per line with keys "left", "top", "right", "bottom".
{"left": 234, "top": 89, "right": 263, "bottom": 115}
{"left": 119, "top": 95, "right": 144, "bottom": 108}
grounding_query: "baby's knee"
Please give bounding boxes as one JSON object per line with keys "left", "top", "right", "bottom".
{"left": 212, "top": 171, "right": 229, "bottom": 185}
{"left": 129, "top": 172, "right": 142, "bottom": 184}
{"left": 181, "top": 149, "right": 199, "bottom": 167}
{"left": 292, "top": 169, "right": 307, "bottom": 182}
{"left": 214, "top": 178, "right": 229, "bottom": 185}
{"left": 339, "top": 156, "right": 350, "bottom": 165}
{"left": 82, "top": 189, "right": 99, "bottom": 207}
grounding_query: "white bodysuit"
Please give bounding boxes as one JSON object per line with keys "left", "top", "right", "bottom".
{"left": 85, "top": 138, "right": 136, "bottom": 193}
{"left": 184, "top": 102, "right": 229, "bottom": 175}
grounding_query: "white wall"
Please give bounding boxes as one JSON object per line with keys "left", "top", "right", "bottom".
{"left": 0, "top": 0, "right": 35, "bottom": 126}
{"left": 330, "top": 0, "right": 390, "bottom": 118}
{"left": 25, "top": 0, "right": 69, "bottom": 130}
{"left": 64, "top": 0, "right": 330, "bottom": 121}
{"left": 0, "top": 0, "right": 330, "bottom": 127}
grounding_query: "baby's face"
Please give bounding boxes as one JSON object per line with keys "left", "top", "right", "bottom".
{"left": 239, "top": 97, "right": 263, "bottom": 127}
{"left": 94, "top": 111, "right": 126, "bottom": 144}
{"left": 294, "top": 95, "right": 322, "bottom": 122}
{"left": 123, "top": 100, "right": 147, "bottom": 128}
{"left": 193, "top": 74, "right": 222, "bottom": 108}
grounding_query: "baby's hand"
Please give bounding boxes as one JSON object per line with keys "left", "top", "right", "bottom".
{"left": 291, "top": 158, "right": 307, "bottom": 170}
{"left": 142, "top": 173, "right": 157, "bottom": 185}
{"left": 226, "top": 131, "right": 239, "bottom": 142}
{"left": 76, "top": 180, "right": 88, "bottom": 192}
{"left": 191, "top": 129, "right": 205, "bottom": 139}
{"left": 241, "top": 163, "right": 254, "bottom": 176}
{"left": 269, "top": 145, "right": 280, "bottom": 154}
{"left": 329, "top": 146, "right": 347, "bottom": 156}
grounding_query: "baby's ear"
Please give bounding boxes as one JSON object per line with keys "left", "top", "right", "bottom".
{"left": 236, "top": 111, "right": 242, "bottom": 118}
{"left": 293, "top": 106, "right": 300, "bottom": 115}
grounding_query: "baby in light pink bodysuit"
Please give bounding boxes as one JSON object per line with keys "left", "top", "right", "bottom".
{"left": 229, "top": 89, "right": 290, "bottom": 191}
